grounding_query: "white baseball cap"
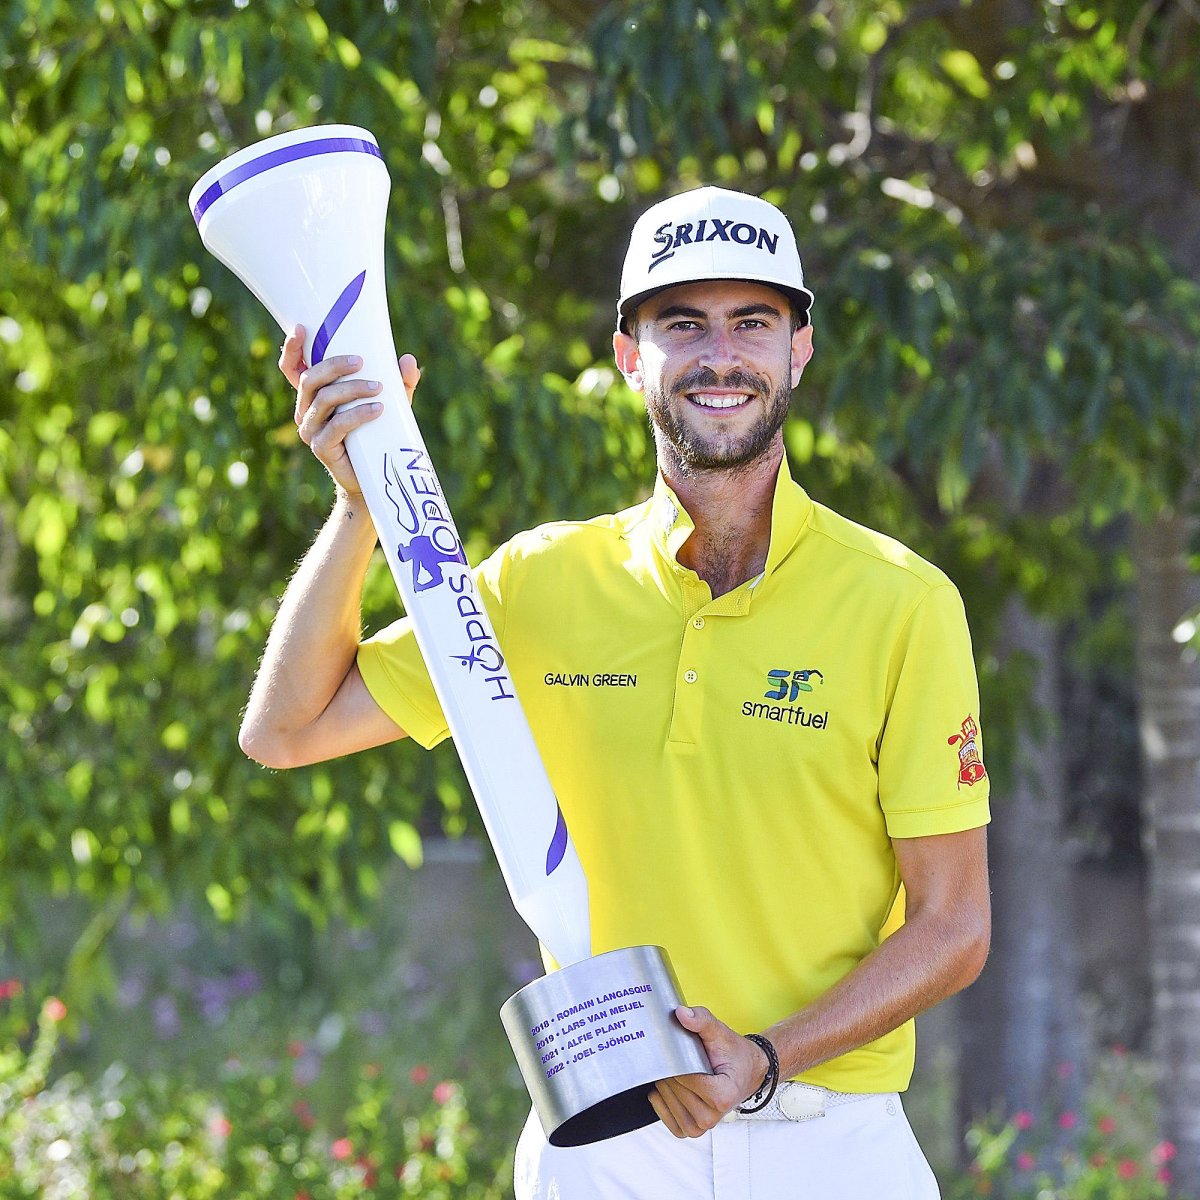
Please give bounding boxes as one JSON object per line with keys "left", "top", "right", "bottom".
{"left": 617, "top": 186, "right": 814, "bottom": 331}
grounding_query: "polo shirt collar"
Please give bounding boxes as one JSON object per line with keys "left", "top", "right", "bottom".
{"left": 649, "top": 454, "right": 814, "bottom": 580}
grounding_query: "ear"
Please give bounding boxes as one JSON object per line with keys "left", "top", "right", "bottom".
{"left": 790, "top": 324, "right": 814, "bottom": 388}
{"left": 613, "top": 330, "right": 645, "bottom": 392}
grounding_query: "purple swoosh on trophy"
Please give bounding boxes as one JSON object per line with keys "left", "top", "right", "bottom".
{"left": 382, "top": 454, "right": 422, "bottom": 535}
{"left": 311, "top": 270, "right": 367, "bottom": 365}
{"left": 191, "top": 136, "right": 383, "bottom": 223}
{"left": 545, "top": 804, "right": 568, "bottom": 876}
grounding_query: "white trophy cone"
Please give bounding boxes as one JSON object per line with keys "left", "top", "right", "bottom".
{"left": 190, "top": 125, "right": 590, "bottom": 968}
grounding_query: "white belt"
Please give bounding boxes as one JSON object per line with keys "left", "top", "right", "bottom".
{"left": 721, "top": 1081, "right": 877, "bottom": 1123}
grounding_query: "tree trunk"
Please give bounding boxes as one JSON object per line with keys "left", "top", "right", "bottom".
{"left": 958, "top": 596, "right": 1086, "bottom": 1140}
{"left": 1133, "top": 508, "right": 1200, "bottom": 1197}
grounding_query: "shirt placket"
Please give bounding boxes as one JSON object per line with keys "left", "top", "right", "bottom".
{"left": 667, "top": 578, "right": 754, "bottom": 747}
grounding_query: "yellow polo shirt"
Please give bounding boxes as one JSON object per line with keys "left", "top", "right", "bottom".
{"left": 358, "top": 458, "right": 990, "bottom": 1093}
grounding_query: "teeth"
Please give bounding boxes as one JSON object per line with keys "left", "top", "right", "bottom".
{"left": 689, "top": 393, "right": 750, "bottom": 409}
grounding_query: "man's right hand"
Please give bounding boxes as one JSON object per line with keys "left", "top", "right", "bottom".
{"left": 278, "top": 325, "right": 422, "bottom": 499}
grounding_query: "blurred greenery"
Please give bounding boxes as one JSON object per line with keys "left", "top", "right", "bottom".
{"left": 2, "top": 1007, "right": 510, "bottom": 1198}
{"left": 951, "top": 1049, "right": 1177, "bottom": 1199}
{"left": 2, "top": 0, "right": 1199, "bottom": 1190}
{"left": 0, "top": 860, "right": 1177, "bottom": 1197}
{"left": 0, "top": 948, "right": 1178, "bottom": 1196}
{"left": 0, "top": 0, "right": 657, "bottom": 926}
{"left": 0, "top": 848, "right": 533, "bottom": 1195}
{"left": 4, "top": 0, "right": 1196, "bottom": 927}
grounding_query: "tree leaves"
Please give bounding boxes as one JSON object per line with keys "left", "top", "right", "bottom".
{"left": 0, "top": 0, "right": 655, "bottom": 925}
{"left": 2, "top": 0, "right": 1196, "bottom": 929}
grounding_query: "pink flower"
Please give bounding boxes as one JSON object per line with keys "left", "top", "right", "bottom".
{"left": 331, "top": 1137, "right": 353, "bottom": 1161}
{"left": 357, "top": 1156, "right": 378, "bottom": 1188}
{"left": 209, "top": 1115, "right": 232, "bottom": 1137}
{"left": 1111, "top": 1043, "right": 1128, "bottom": 1057}
{"left": 1156, "top": 1167, "right": 1173, "bottom": 1184}
{"left": 1057, "top": 1111, "right": 1078, "bottom": 1130}
{"left": 432, "top": 1081, "right": 454, "bottom": 1106}
{"left": 1016, "top": 1152, "right": 1035, "bottom": 1171}
{"left": 0, "top": 979, "right": 22, "bottom": 1000}
{"left": 1012, "top": 1110, "right": 1034, "bottom": 1131}
{"left": 1152, "top": 1141, "right": 1177, "bottom": 1164}
{"left": 1097, "top": 1115, "right": 1116, "bottom": 1135}
{"left": 410, "top": 1064, "right": 430, "bottom": 1085}
{"left": 1055, "top": 1061, "right": 1073, "bottom": 1079}
{"left": 1117, "top": 1158, "right": 1138, "bottom": 1180}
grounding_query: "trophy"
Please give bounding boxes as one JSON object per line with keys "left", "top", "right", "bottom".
{"left": 190, "top": 125, "right": 710, "bottom": 1145}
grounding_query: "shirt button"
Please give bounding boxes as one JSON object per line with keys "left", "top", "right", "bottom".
{"left": 684, "top": 669, "right": 698, "bottom": 683}
{"left": 692, "top": 617, "right": 705, "bottom": 629}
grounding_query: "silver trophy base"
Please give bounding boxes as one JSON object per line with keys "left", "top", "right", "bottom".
{"left": 500, "top": 944, "right": 712, "bottom": 1146}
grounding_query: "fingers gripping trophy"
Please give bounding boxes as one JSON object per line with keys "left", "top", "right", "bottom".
{"left": 190, "top": 125, "right": 711, "bottom": 1146}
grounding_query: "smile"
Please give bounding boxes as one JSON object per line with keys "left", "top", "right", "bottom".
{"left": 686, "top": 391, "right": 754, "bottom": 410}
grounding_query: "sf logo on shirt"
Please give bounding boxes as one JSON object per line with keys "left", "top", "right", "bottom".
{"left": 765, "top": 668, "right": 824, "bottom": 702}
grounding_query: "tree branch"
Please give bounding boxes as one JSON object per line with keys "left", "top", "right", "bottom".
{"left": 886, "top": 0, "right": 1200, "bottom": 273}
{"left": 855, "top": 0, "right": 965, "bottom": 155}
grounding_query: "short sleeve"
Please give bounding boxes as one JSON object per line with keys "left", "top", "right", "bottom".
{"left": 356, "top": 543, "right": 510, "bottom": 751}
{"left": 877, "top": 583, "right": 991, "bottom": 838}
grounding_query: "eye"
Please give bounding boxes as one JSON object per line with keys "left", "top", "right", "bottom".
{"left": 666, "top": 319, "right": 702, "bottom": 332}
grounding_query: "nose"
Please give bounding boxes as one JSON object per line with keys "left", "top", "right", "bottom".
{"left": 697, "top": 324, "right": 741, "bottom": 373}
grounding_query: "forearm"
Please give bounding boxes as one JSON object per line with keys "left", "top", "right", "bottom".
{"left": 239, "top": 490, "right": 378, "bottom": 758}
{"left": 655, "top": 831, "right": 990, "bottom": 1137}
{"left": 764, "top": 908, "right": 989, "bottom": 1082}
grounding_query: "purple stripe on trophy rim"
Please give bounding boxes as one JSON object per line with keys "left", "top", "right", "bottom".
{"left": 312, "top": 269, "right": 367, "bottom": 365}
{"left": 545, "top": 804, "right": 569, "bottom": 876}
{"left": 191, "top": 137, "right": 382, "bottom": 224}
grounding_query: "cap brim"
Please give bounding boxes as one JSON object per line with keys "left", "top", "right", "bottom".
{"left": 618, "top": 277, "right": 815, "bottom": 332}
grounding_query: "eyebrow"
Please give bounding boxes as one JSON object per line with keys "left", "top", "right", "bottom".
{"left": 652, "top": 302, "right": 784, "bottom": 322}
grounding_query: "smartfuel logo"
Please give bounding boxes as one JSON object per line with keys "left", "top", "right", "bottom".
{"left": 741, "top": 668, "right": 828, "bottom": 729}
{"left": 765, "top": 668, "right": 823, "bottom": 701}
{"left": 383, "top": 449, "right": 514, "bottom": 704}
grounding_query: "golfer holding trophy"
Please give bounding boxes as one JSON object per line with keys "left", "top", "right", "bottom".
{"left": 195, "top": 126, "right": 992, "bottom": 1198}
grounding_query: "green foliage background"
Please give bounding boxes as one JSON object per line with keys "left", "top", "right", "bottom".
{"left": 2, "top": 0, "right": 1197, "bottom": 926}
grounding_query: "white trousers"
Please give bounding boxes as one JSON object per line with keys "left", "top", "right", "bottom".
{"left": 514, "top": 1094, "right": 940, "bottom": 1200}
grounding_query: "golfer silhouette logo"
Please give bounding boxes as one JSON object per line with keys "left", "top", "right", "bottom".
{"left": 451, "top": 644, "right": 507, "bottom": 674}
{"left": 382, "top": 454, "right": 467, "bottom": 592}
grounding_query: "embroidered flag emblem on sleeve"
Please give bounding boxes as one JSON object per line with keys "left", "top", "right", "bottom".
{"left": 947, "top": 714, "right": 987, "bottom": 787}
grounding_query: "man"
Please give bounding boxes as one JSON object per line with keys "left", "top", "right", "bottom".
{"left": 240, "top": 187, "right": 991, "bottom": 1199}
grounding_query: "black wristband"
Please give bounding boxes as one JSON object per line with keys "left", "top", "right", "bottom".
{"left": 736, "top": 1033, "right": 780, "bottom": 1114}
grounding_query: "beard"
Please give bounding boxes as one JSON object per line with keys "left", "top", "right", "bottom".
{"left": 645, "top": 364, "right": 793, "bottom": 473}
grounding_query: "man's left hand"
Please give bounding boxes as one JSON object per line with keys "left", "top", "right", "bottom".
{"left": 648, "top": 1006, "right": 770, "bottom": 1138}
